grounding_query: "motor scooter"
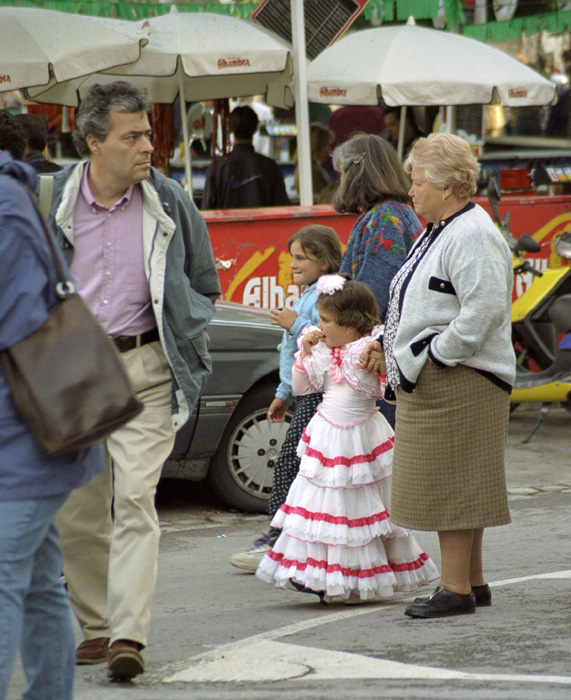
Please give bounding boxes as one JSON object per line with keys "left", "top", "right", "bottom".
{"left": 487, "top": 177, "right": 571, "bottom": 370}
{"left": 510, "top": 293, "right": 571, "bottom": 442}
{"left": 487, "top": 177, "right": 571, "bottom": 440}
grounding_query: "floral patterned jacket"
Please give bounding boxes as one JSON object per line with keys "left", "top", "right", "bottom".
{"left": 339, "top": 199, "right": 421, "bottom": 318}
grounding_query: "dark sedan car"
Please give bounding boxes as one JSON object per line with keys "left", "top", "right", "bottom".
{"left": 162, "top": 300, "right": 293, "bottom": 513}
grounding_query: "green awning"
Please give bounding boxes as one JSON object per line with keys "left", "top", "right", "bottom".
{"left": 0, "top": 1, "right": 465, "bottom": 24}
{"left": 463, "top": 10, "right": 571, "bottom": 42}
{"left": 3, "top": 1, "right": 570, "bottom": 43}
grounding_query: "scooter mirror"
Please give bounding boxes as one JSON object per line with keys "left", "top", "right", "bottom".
{"left": 487, "top": 176, "right": 503, "bottom": 228}
{"left": 554, "top": 232, "right": 571, "bottom": 260}
{"left": 516, "top": 233, "right": 541, "bottom": 254}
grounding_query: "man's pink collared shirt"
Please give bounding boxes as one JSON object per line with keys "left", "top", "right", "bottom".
{"left": 70, "top": 163, "right": 156, "bottom": 336}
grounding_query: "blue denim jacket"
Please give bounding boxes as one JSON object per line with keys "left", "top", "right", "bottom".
{"left": 275, "top": 282, "right": 320, "bottom": 405}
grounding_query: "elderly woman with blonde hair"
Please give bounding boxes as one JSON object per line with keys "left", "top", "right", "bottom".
{"left": 364, "top": 133, "right": 515, "bottom": 618}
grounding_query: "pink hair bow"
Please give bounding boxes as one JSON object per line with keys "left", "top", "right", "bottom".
{"left": 317, "top": 274, "right": 346, "bottom": 296}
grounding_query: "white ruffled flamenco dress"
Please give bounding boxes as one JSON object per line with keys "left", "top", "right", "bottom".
{"left": 256, "top": 326, "right": 439, "bottom": 602}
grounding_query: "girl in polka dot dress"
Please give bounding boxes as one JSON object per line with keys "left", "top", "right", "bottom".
{"left": 229, "top": 226, "right": 343, "bottom": 571}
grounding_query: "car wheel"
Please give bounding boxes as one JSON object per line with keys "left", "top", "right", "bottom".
{"left": 207, "top": 384, "right": 293, "bottom": 513}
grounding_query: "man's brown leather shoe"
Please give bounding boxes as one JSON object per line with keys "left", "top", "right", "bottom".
{"left": 107, "top": 639, "right": 145, "bottom": 681}
{"left": 76, "top": 637, "right": 110, "bottom": 665}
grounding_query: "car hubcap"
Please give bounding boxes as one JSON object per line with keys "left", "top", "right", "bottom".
{"left": 226, "top": 409, "right": 291, "bottom": 498}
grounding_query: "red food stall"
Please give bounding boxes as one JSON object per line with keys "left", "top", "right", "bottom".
{"left": 203, "top": 191, "right": 571, "bottom": 309}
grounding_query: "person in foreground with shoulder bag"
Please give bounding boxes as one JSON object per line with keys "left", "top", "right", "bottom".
{"left": 362, "top": 133, "right": 515, "bottom": 619}
{"left": 0, "top": 111, "right": 106, "bottom": 700}
{"left": 45, "top": 81, "right": 221, "bottom": 681}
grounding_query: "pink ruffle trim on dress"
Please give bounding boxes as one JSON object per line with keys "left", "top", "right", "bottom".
{"left": 300, "top": 431, "right": 394, "bottom": 468}
{"left": 279, "top": 503, "right": 390, "bottom": 528}
{"left": 266, "top": 550, "right": 432, "bottom": 577}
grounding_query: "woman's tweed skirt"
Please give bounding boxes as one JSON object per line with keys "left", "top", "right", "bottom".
{"left": 390, "top": 361, "right": 511, "bottom": 531}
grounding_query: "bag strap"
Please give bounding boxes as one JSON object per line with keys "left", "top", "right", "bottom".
{"left": 25, "top": 183, "right": 73, "bottom": 295}
{"left": 37, "top": 174, "right": 54, "bottom": 222}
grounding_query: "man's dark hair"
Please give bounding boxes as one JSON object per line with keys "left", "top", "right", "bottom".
{"left": 383, "top": 105, "right": 418, "bottom": 129}
{"left": 13, "top": 113, "right": 49, "bottom": 152}
{"left": 230, "top": 106, "right": 259, "bottom": 141}
{"left": 0, "top": 109, "right": 26, "bottom": 160}
{"left": 73, "top": 81, "right": 151, "bottom": 157}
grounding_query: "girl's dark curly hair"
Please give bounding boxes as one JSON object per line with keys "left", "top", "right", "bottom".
{"left": 317, "top": 274, "right": 381, "bottom": 335}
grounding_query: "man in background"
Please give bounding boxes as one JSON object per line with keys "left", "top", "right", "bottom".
{"left": 383, "top": 106, "right": 424, "bottom": 160}
{"left": 322, "top": 104, "right": 385, "bottom": 176}
{"left": 0, "top": 108, "right": 25, "bottom": 160}
{"left": 13, "top": 113, "right": 62, "bottom": 173}
{"left": 202, "top": 105, "right": 290, "bottom": 209}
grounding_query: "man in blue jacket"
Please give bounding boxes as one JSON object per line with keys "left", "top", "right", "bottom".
{"left": 46, "top": 82, "right": 221, "bottom": 681}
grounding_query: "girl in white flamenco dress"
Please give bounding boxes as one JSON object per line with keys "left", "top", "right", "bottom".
{"left": 256, "top": 274, "right": 438, "bottom": 603}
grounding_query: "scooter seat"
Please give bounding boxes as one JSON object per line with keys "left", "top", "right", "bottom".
{"left": 549, "top": 294, "right": 571, "bottom": 335}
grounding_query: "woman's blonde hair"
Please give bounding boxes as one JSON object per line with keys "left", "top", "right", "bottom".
{"left": 404, "top": 133, "right": 480, "bottom": 199}
{"left": 310, "top": 123, "right": 335, "bottom": 161}
{"left": 293, "top": 123, "right": 335, "bottom": 194}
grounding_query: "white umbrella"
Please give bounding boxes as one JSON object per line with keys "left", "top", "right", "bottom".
{"left": 306, "top": 20, "right": 557, "bottom": 159}
{"left": 27, "top": 8, "right": 294, "bottom": 195}
{"left": 307, "top": 22, "right": 556, "bottom": 107}
{"left": 0, "top": 7, "right": 148, "bottom": 92}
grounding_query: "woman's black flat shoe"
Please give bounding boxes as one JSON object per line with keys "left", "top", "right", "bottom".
{"left": 472, "top": 583, "right": 492, "bottom": 607}
{"left": 414, "top": 583, "right": 492, "bottom": 607}
{"left": 405, "top": 587, "right": 476, "bottom": 618}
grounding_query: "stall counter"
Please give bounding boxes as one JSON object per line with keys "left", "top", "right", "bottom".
{"left": 203, "top": 195, "right": 571, "bottom": 309}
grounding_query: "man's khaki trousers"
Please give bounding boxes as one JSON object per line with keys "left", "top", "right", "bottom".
{"left": 57, "top": 341, "right": 176, "bottom": 647}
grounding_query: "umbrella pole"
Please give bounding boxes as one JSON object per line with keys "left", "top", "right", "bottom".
{"left": 448, "top": 105, "right": 456, "bottom": 134}
{"left": 397, "top": 106, "right": 407, "bottom": 161}
{"left": 291, "top": 0, "right": 312, "bottom": 207}
{"left": 178, "top": 69, "right": 193, "bottom": 198}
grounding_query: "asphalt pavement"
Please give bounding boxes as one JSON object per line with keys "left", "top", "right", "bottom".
{"left": 6, "top": 404, "right": 571, "bottom": 700}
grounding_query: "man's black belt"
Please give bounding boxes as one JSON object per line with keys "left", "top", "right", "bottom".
{"left": 110, "top": 328, "right": 160, "bottom": 353}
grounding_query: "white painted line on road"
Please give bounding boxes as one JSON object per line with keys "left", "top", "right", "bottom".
{"left": 168, "top": 639, "right": 571, "bottom": 684}
{"left": 490, "top": 569, "right": 571, "bottom": 587}
{"left": 165, "top": 569, "right": 571, "bottom": 685}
